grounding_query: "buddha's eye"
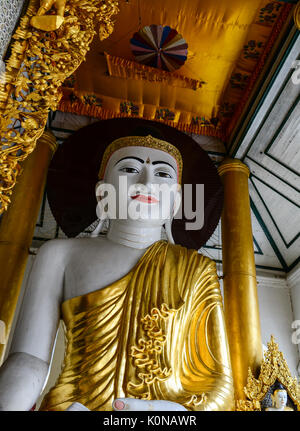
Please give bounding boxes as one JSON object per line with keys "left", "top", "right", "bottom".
{"left": 119, "top": 167, "right": 139, "bottom": 174}
{"left": 155, "top": 171, "right": 172, "bottom": 178}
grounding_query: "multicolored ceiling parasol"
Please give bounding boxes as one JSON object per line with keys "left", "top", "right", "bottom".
{"left": 130, "top": 25, "right": 188, "bottom": 71}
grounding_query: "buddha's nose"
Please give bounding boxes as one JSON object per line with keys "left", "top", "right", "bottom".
{"left": 139, "top": 166, "right": 152, "bottom": 186}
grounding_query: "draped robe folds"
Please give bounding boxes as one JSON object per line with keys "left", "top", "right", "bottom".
{"left": 40, "top": 241, "right": 234, "bottom": 411}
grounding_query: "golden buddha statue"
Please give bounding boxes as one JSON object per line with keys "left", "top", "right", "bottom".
{"left": 0, "top": 131, "right": 234, "bottom": 411}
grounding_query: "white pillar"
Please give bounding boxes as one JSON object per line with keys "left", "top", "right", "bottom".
{"left": 287, "top": 263, "right": 300, "bottom": 377}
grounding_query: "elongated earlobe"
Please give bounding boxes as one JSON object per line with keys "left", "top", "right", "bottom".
{"left": 95, "top": 180, "right": 104, "bottom": 202}
{"left": 173, "top": 185, "right": 182, "bottom": 219}
{"left": 164, "top": 218, "right": 175, "bottom": 244}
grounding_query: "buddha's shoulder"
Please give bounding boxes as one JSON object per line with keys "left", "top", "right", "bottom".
{"left": 38, "top": 236, "right": 105, "bottom": 256}
{"left": 166, "top": 242, "right": 217, "bottom": 268}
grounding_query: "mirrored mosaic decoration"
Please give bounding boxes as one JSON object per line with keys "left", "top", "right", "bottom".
{"left": 0, "top": 0, "right": 26, "bottom": 60}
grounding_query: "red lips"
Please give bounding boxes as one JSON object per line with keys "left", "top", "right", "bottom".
{"left": 131, "top": 194, "right": 159, "bottom": 204}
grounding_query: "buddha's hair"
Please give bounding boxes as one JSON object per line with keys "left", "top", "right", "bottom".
{"left": 273, "top": 382, "right": 285, "bottom": 394}
{"left": 98, "top": 134, "right": 183, "bottom": 183}
{"left": 273, "top": 388, "right": 286, "bottom": 396}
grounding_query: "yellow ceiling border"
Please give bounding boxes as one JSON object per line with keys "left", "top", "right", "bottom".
{"left": 226, "top": 2, "right": 294, "bottom": 139}
{"left": 58, "top": 89, "right": 225, "bottom": 140}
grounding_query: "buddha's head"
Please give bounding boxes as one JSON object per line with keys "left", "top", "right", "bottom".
{"left": 47, "top": 119, "right": 223, "bottom": 245}
{"left": 95, "top": 135, "right": 183, "bottom": 233}
{"left": 272, "top": 389, "right": 287, "bottom": 409}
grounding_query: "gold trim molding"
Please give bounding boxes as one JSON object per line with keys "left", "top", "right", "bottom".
{"left": 236, "top": 336, "right": 300, "bottom": 411}
{"left": 294, "top": 1, "right": 300, "bottom": 29}
{"left": 98, "top": 135, "right": 183, "bottom": 182}
{"left": 0, "top": 0, "right": 119, "bottom": 214}
{"left": 218, "top": 158, "right": 250, "bottom": 178}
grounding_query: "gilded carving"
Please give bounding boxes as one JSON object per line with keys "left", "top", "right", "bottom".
{"left": 236, "top": 336, "right": 300, "bottom": 411}
{"left": 31, "top": 0, "right": 67, "bottom": 31}
{"left": 0, "top": 0, "right": 119, "bottom": 214}
{"left": 294, "top": 1, "right": 300, "bottom": 30}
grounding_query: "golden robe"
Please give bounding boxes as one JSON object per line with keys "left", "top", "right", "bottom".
{"left": 40, "top": 241, "right": 234, "bottom": 411}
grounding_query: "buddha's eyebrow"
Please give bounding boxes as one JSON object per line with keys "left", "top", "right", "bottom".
{"left": 114, "top": 156, "right": 144, "bottom": 165}
{"left": 152, "top": 161, "right": 176, "bottom": 172}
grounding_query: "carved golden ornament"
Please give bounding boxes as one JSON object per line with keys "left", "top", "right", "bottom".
{"left": 294, "top": 1, "right": 300, "bottom": 30}
{"left": 128, "top": 304, "right": 173, "bottom": 400}
{"left": 98, "top": 135, "right": 183, "bottom": 183}
{"left": 31, "top": 0, "right": 67, "bottom": 31}
{"left": 0, "top": 0, "right": 119, "bottom": 214}
{"left": 236, "top": 336, "right": 300, "bottom": 411}
{"left": 98, "top": 1, "right": 119, "bottom": 41}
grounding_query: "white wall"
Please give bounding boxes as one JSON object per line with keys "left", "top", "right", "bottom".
{"left": 256, "top": 273, "right": 299, "bottom": 377}
{"left": 287, "top": 264, "right": 300, "bottom": 376}
{"left": 219, "top": 271, "right": 299, "bottom": 378}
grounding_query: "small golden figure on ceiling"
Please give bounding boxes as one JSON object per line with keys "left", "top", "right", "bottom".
{"left": 30, "top": 0, "right": 66, "bottom": 31}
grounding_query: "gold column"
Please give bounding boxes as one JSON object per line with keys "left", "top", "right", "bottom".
{"left": 0, "top": 130, "right": 57, "bottom": 364}
{"left": 294, "top": 1, "right": 300, "bottom": 29}
{"left": 218, "top": 158, "right": 262, "bottom": 401}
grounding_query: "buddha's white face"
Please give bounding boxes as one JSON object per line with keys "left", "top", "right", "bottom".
{"left": 273, "top": 390, "right": 287, "bottom": 409}
{"left": 96, "top": 146, "right": 180, "bottom": 226}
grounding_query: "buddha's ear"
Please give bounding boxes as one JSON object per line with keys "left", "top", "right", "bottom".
{"left": 95, "top": 180, "right": 104, "bottom": 202}
{"left": 173, "top": 184, "right": 182, "bottom": 218}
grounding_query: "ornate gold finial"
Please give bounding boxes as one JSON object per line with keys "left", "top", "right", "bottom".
{"left": 30, "top": 0, "right": 66, "bottom": 31}
{"left": 236, "top": 336, "right": 300, "bottom": 411}
{"left": 98, "top": 135, "right": 183, "bottom": 182}
{"left": 294, "top": 1, "right": 300, "bottom": 29}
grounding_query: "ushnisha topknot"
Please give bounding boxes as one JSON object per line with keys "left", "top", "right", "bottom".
{"left": 98, "top": 135, "right": 183, "bottom": 183}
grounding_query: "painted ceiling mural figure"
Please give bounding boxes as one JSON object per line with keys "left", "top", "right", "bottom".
{"left": 0, "top": 121, "right": 234, "bottom": 411}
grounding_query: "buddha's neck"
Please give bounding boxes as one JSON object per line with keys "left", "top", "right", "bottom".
{"left": 107, "top": 220, "right": 162, "bottom": 249}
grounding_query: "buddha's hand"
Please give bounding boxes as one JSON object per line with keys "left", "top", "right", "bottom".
{"left": 113, "top": 398, "right": 188, "bottom": 411}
